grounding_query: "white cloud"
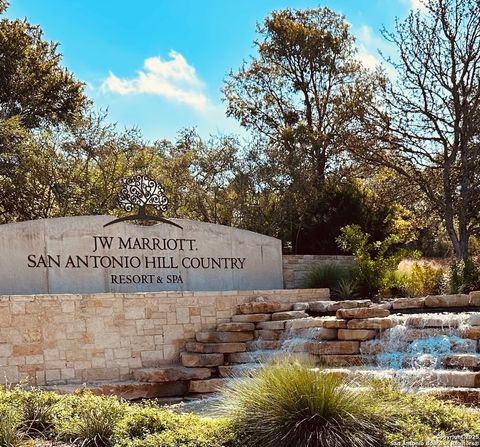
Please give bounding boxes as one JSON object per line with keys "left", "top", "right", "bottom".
{"left": 411, "top": 0, "right": 427, "bottom": 10}
{"left": 357, "top": 51, "right": 381, "bottom": 69}
{"left": 101, "top": 51, "right": 208, "bottom": 111}
{"left": 354, "top": 25, "right": 381, "bottom": 69}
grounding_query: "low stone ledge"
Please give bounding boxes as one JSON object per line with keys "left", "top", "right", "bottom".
{"left": 188, "top": 378, "right": 228, "bottom": 393}
{"left": 418, "top": 387, "right": 480, "bottom": 405}
{"left": 470, "top": 291, "right": 480, "bottom": 307}
{"left": 388, "top": 328, "right": 476, "bottom": 344}
{"left": 255, "top": 320, "right": 286, "bottom": 330}
{"left": 468, "top": 314, "right": 480, "bottom": 326}
{"left": 308, "top": 300, "right": 372, "bottom": 313}
{"left": 238, "top": 301, "right": 292, "bottom": 314}
{"left": 337, "top": 307, "right": 390, "bottom": 320}
{"left": 307, "top": 301, "right": 333, "bottom": 312}
{"left": 321, "top": 318, "right": 348, "bottom": 329}
{"left": 195, "top": 331, "right": 253, "bottom": 343}
{"left": 271, "top": 310, "right": 308, "bottom": 321}
{"left": 338, "top": 329, "right": 377, "bottom": 341}
{"left": 308, "top": 341, "right": 360, "bottom": 355}
{"left": 424, "top": 294, "right": 470, "bottom": 308}
{"left": 284, "top": 318, "right": 325, "bottom": 329}
{"left": 133, "top": 366, "right": 211, "bottom": 382}
{"left": 254, "top": 329, "right": 283, "bottom": 340}
{"left": 231, "top": 313, "right": 271, "bottom": 323}
{"left": 405, "top": 316, "right": 460, "bottom": 328}
{"left": 360, "top": 340, "right": 384, "bottom": 355}
{"left": 185, "top": 342, "right": 246, "bottom": 354}
{"left": 292, "top": 302, "right": 309, "bottom": 311}
{"left": 347, "top": 317, "right": 397, "bottom": 330}
{"left": 180, "top": 352, "right": 224, "bottom": 367}
{"left": 443, "top": 354, "right": 480, "bottom": 370}
{"left": 246, "top": 340, "right": 282, "bottom": 351}
{"left": 227, "top": 351, "right": 276, "bottom": 364}
{"left": 217, "top": 322, "right": 255, "bottom": 332}
{"left": 392, "top": 297, "right": 426, "bottom": 310}
{"left": 460, "top": 327, "right": 480, "bottom": 340}
{"left": 288, "top": 327, "right": 337, "bottom": 340}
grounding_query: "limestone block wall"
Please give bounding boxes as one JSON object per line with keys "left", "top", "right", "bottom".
{"left": 282, "top": 255, "right": 356, "bottom": 289}
{"left": 0, "top": 289, "right": 328, "bottom": 386}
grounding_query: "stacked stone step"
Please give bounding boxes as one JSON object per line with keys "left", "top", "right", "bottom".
{"left": 392, "top": 291, "right": 480, "bottom": 311}
{"left": 298, "top": 306, "right": 393, "bottom": 367}
{"left": 186, "top": 300, "right": 313, "bottom": 392}
{"left": 132, "top": 292, "right": 480, "bottom": 397}
{"left": 219, "top": 299, "right": 387, "bottom": 372}
{"left": 130, "top": 297, "right": 319, "bottom": 395}
{"left": 313, "top": 367, "right": 480, "bottom": 389}
{"left": 181, "top": 320, "right": 257, "bottom": 393}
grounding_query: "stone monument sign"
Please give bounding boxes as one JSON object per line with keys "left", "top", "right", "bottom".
{"left": 0, "top": 215, "right": 283, "bottom": 294}
{"left": 0, "top": 175, "right": 283, "bottom": 294}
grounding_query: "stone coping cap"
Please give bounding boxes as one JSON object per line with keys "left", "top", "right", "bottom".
{"left": 1, "top": 287, "right": 329, "bottom": 300}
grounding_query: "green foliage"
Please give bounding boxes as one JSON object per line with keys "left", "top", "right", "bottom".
{"left": 303, "top": 263, "right": 350, "bottom": 289}
{"left": 0, "top": 405, "right": 21, "bottom": 447}
{"left": 224, "top": 7, "right": 384, "bottom": 249}
{"left": 337, "top": 224, "right": 417, "bottom": 298}
{"left": 113, "top": 406, "right": 233, "bottom": 447}
{"left": 15, "top": 387, "right": 59, "bottom": 435}
{"left": 220, "top": 360, "right": 382, "bottom": 447}
{"left": 0, "top": 7, "right": 87, "bottom": 128}
{"left": 367, "top": 379, "right": 480, "bottom": 444}
{"left": 53, "top": 391, "right": 125, "bottom": 446}
{"left": 295, "top": 181, "right": 396, "bottom": 255}
{"left": 444, "top": 259, "right": 480, "bottom": 294}
{"left": 332, "top": 278, "right": 358, "bottom": 300}
{"left": 397, "top": 262, "right": 445, "bottom": 297}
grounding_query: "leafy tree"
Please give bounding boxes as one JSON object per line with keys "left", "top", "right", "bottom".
{"left": 352, "top": 0, "right": 480, "bottom": 261}
{"left": 224, "top": 7, "right": 383, "bottom": 249}
{"left": 294, "top": 180, "right": 395, "bottom": 254}
{"left": 0, "top": 2, "right": 88, "bottom": 221}
{"left": 337, "top": 224, "right": 417, "bottom": 299}
{"left": 0, "top": 3, "right": 87, "bottom": 128}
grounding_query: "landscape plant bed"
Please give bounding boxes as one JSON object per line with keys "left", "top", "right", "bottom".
{"left": 1, "top": 368, "right": 480, "bottom": 447}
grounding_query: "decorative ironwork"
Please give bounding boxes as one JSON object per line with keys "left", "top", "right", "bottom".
{"left": 104, "top": 175, "right": 183, "bottom": 229}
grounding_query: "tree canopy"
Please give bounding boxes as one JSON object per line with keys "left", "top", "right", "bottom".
{"left": 351, "top": 0, "right": 480, "bottom": 260}
{"left": 224, "top": 7, "right": 385, "bottom": 251}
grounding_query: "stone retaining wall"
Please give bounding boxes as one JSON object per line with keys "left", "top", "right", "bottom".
{"left": 282, "top": 255, "right": 355, "bottom": 289}
{"left": 0, "top": 288, "right": 329, "bottom": 386}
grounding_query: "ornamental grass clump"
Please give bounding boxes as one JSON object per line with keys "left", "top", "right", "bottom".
{"left": 220, "top": 360, "right": 383, "bottom": 447}
{"left": 0, "top": 406, "right": 21, "bottom": 447}
{"left": 53, "top": 390, "right": 125, "bottom": 447}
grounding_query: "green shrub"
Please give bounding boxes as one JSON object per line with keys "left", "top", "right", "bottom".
{"left": 54, "top": 390, "right": 125, "bottom": 446}
{"left": 332, "top": 277, "right": 358, "bottom": 300}
{"left": 12, "top": 388, "right": 60, "bottom": 435}
{"left": 303, "top": 264, "right": 356, "bottom": 299}
{"left": 445, "top": 259, "right": 480, "bottom": 294}
{"left": 220, "top": 360, "right": 383, "bottom": 447}
{"left": 0, "top": 406, "right": 21, "bottom": 447}
{"left": 399, "top": 262, "right": 445, "bottom": 297}
{"left": 113, "top": 407, "right": 178, "bottom": 444}
{"left": 113, "top": 406, "right": 233, "bottom": 447}
{"left": 367, "top": 379, "right": 480, "bottom": 444}
{"left": 381, "top": 270, "right": 409, "bottom": 297}
{"left": 337, "top": 224, "right": 417, "bottom": 299}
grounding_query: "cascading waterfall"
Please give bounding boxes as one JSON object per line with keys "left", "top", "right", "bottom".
{"left": 367, "top": 313, "right": 476, "bottom": 369}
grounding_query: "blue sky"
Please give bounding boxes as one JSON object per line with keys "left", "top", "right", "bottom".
{"left": 6, "top": 0, "right": 420, "bottom": 142}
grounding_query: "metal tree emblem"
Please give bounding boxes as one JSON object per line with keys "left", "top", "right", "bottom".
{"left": 104, "top": 175, "right": 183, "bottom": 229}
